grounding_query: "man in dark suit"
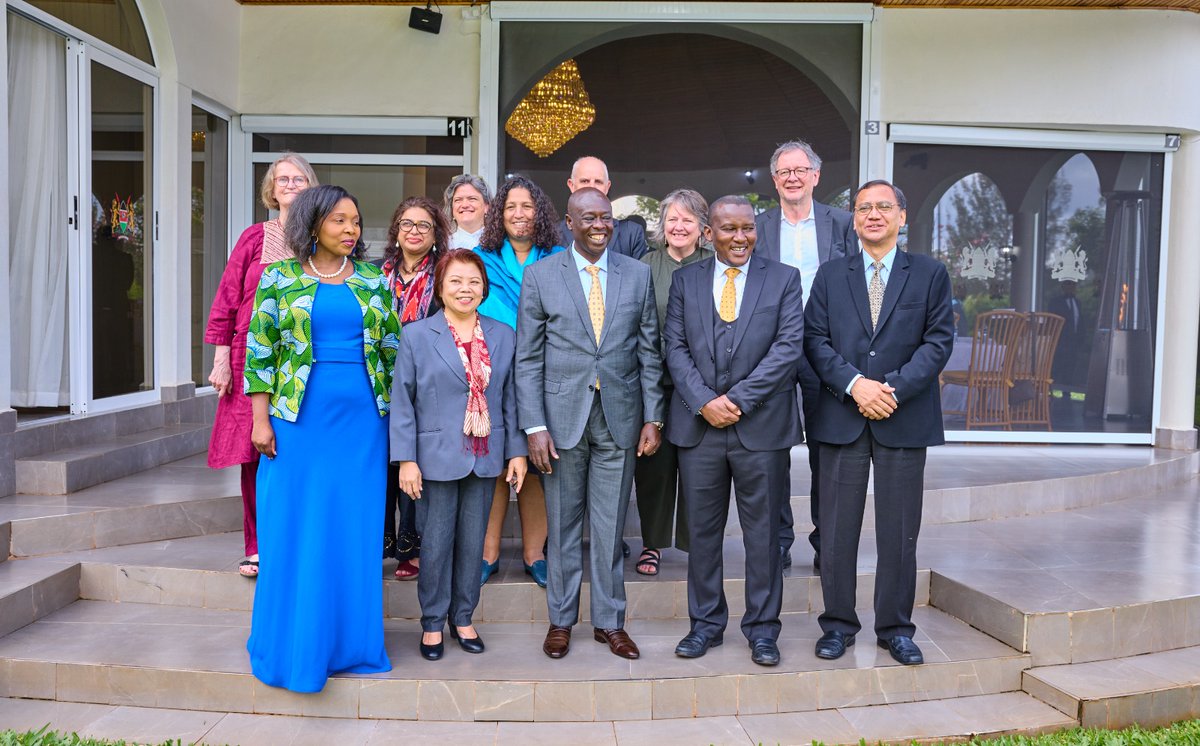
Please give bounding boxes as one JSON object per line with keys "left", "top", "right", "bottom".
{"left": 664, "top": 195, "right": 805, "bottom": 667}
{"left": 557, "top": 156, "right": 649, "bottom": 259}
{"left": 804, "top": 180, "right": 954, "bottom": 666}
{"left": 517, "top": 187, "right": 664, "bottom": 660}
{"left": 754, "top": 140, "right": 857, "bottom": 573}
{"left": 1048, "top": 281, "right": 1083, "bottom": 385}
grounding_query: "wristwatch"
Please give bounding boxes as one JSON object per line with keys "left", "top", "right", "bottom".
{"left": 650, "top": 421, "right": 664, "bottom": 431}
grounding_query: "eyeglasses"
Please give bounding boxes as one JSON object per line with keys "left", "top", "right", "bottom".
{"left": 774, "top": 167, "right": 815, "bottom": 180}
{"left": 398, "top": 219, "right": 433, "bottom": 234}
{"left": 274, "top": 176, "right": 309, "bottom": 187}
{"left": 854, "top": 202, "right": 898, "bottom": 216}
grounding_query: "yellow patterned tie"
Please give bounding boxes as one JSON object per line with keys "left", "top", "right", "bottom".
{"left": 585, "top": 265, "right": 604, "bottom": 341}
{"left": 719, "top": 267, "right": 740, "bottom": 322}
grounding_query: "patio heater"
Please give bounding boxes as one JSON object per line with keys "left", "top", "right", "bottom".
{"left": 1084, "top": 190, "right": 1155, "bottom": 421}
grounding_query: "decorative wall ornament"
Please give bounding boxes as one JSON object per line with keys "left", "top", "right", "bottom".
{"left": 957, "top": 244, "right": 999, "bottom": 280}
{"left": 505, "top": 59, "right": 596, "bottom": 158}
{"left": 110, "top": 195, "right": 137, "bottom": 238}
{"left": 1049, "top": 246, "right": 1089, "bottom": 282}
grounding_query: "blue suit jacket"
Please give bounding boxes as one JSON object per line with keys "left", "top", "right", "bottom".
{"left": 389, "top": 311, "right": 526, "bottom": 480}
{"left": 803, "top": 250, "right": 955, "bottom": 449}
{"left": 663, "top": 254, "right": 805, "bottom": 451}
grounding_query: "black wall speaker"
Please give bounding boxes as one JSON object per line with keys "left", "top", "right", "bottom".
{"left": 409, "top": 6, "right": 443, "bottom": 35}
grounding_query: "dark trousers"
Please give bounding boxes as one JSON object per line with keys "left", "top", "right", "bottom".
{"left": 384, "top": 463, "right": 420, "bottom": 560}
{"left": 633, "top": 387, "right": 688, "bottom": 552}
{"left": 817, "top": 429, "right": 926, "bottom": 640}
{"left": 543, "top": 392, "right": 634, "bottom": 630}
{"left": 779, "top": 377, "right": 822, "bottom": 557}
{"left": 240, "top": 457, "right": 260, "bottom": 556}
{"left": 414, "top": 474, "right": 493, "bottom": 631}
{"left": 679, "top": 426, "right": 788, "bottom": 642}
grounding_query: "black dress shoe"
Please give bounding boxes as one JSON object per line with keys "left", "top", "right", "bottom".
{"left": 779, "top": 545, "right": 792, "bottom": 569}
{"left": 815, "top": 630, "right": 855, "bottom": 660}
{"left": 449, "top": 626, "right": 485, "bottom": 654}
{"left": 674, "top": 630, "right": 724, "bottom": 658}
{"left": 419, "top": 636, "right": 444, "bottom": 661}
{"left": 879, "top": 635, "right": 924, "bottom": 665}
{"left": 749, "top": 638, "right": 780, "bottom": 666}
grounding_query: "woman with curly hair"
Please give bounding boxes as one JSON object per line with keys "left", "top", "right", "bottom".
{"left": 473, "top": 175, "right": 564, "bottom": 588}
{"left": 380, "top": 195, "right": 452, "bottom": 580}
{"left": 245, "top": 185, "right": 399, "bottom": 692}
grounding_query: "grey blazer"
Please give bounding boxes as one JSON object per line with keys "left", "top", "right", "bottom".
{"left": 754, "top": 201, "right": 857, "bottom": 266}
{"left": 515, "top": 249, "right": 665, "bottom": 451}
{"left": 389, "top": 311, "right": 526, "bottom": 481}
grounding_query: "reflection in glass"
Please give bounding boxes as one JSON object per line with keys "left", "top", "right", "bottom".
{"left": 91, "top": 62, "right": 153, "bottom": 399}
{"left": 895, "top": 143, "right": 1163, "bottom": 436}
{"left": 252, "top": 163, "right": 461, "bottom": 261}
{"left": 191, "top": 108, "right": 229, "bottom": 387}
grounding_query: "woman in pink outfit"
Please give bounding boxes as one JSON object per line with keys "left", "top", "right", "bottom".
{"left": 204, "top": 153, "right": 317, "bottom": 577}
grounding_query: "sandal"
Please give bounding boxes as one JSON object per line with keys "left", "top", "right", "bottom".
{"left": 238, "top": 559, "right": 259, "bottom": 578}
{"left": 395, "top": 558, "right": 420, "bottom": 580}
{"left": 635, "top": 548, "right": 660, "bottom": 576}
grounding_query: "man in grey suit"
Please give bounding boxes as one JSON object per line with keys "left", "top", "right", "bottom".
{"left": 517, "top": 187, "right": 665, "bottom": 660}
{"left": 557, "top": 156, "right": 649, "bottom": 259}
{"left": 665, "top": 195, "right": 805, "bottom": 666}
{"left": 754, "top": 140, "right": 858, "bottom": 572}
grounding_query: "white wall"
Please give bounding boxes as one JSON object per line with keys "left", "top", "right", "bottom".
{"left": 239, "top": 5, "right": 479, "bottom": 116}
{"left": 158, "top": 0, "right": 240, "bottom": 109}
{"left": 876, "top": 8, "right": 1200, "bottom": 133}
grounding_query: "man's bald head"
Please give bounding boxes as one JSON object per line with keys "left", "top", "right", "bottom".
{"left": 568, "top": 156, "right": 612, "bottom": 195}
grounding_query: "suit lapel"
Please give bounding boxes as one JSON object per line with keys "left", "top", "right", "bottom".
{"left": 597, "top": 253, "right": 622, "bottom": 350}
{"left": 761, "top": 210, "right": 781, "bottom": 262}
{"left": 698, "top": 258, "right": 717, "bottom": 358}
{"left": 872, "top": 250, "right": 910, "bottom": 340}
{"left": 846, "top": 252, "right": 874, "bottom": 337}
{"left": 731, "top": 256, "right": 766, "bottom": 354}
{"left": 431, "top": 312, "right": 468, "bottom": 385}
{"left": 814, "top": 202, "right": 834, "bottom": 264}
{"left": 558, "top": 250, "right": 596, "bottom": 348}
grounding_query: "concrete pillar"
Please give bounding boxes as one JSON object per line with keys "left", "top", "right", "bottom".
{"left": 154, "top": 78, "right": 195, "bottom": 397}
{"left": 1155, "top": 134, "right": 1200, "bottom": 450}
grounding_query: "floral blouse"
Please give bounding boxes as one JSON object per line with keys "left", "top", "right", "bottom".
{"left": 244, "top": 259, "right": 400, "bottom": 422}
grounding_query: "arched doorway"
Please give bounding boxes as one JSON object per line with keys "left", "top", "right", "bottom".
{"left": 497, "top": 25, "right": 861, "bottom": 214}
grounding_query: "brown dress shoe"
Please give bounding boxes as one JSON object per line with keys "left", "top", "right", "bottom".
{"left": 543, "top": 625, "right": 572, "bottom": 658}
{"left": 593, "top": 627, "right": 640, "bottom": 659}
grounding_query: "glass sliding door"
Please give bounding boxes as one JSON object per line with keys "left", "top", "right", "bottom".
{"left": 191, "top": 106, "right": 229, "bottom": 388}
{"left": 88, "top": 57, "right": 153, "bottom": 400}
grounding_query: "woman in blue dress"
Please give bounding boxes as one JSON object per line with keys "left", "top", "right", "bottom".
{"left": 473, "top": 176, "right": 564, "bottom": 588}
{"left": 245, "top": 185, "right": 399, "bottom": 692}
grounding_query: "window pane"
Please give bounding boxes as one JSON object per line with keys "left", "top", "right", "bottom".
{"left": 91, "top": 61, "right": 153, "bottom": 399}
{"left": 893, "top": 142, "right": 1163, "bottom": 436}
{"left": 252, "top": 164, "right": 461, "bottom": 262}
{"left": 23, "top": 0, "right": 152, "bottom": 65}
{"left": 191, "top": 108, "right": 229, "bottom": 388}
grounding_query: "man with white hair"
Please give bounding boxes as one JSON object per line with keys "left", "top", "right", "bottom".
{"left": 558, "top": 156, "right": 649, "bottom": 260}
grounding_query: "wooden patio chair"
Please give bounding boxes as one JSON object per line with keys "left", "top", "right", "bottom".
{"left": 939, "top": 310, "right": 1027, "bottom": 430}
{"left": 1009, "top": 312, "right": 1065, "bottom": 430}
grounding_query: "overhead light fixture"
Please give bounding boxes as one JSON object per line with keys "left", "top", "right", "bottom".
{"left": 505, "top": 59, "right": 596, "bottom": 158}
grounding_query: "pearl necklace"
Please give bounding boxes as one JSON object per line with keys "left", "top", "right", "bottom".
{"left": 307, "top": 255, "right": 347, "bottom": 279}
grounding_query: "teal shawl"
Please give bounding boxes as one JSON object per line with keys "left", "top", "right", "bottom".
{"left": 474, "top": 239, "right": 564, "bottom": 329}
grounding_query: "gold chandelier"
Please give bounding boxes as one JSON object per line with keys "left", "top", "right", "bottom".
{"left": 505, "top": 59, "right": 596, "bottom": 158}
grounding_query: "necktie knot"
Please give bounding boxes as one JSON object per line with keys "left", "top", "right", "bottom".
{"left": 725, "top": 267, "right": 741, "bottom": 280}
{"left": 872, "top": 260, "right": 884, "bottom": 273}
{"left": 585, "top": 265, "right": 600, "bottom": 278}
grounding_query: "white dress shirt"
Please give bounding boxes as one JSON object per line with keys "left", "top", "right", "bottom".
{"left": 779, "top": 212, "right": 818, "bottom": 307}
{"left": 711, "top": 255, "right": 750, "bottom": 319}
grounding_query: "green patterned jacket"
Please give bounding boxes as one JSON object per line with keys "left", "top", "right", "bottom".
{"left": 244, "top": 259, "right": 400, "bottom": 422}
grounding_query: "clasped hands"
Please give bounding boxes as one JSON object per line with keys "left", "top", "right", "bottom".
{"left": 700, "top": 394, "right": 741, "bottom": 429}
{"left": 852, "top": 377, "right": 898, "bottom": 420}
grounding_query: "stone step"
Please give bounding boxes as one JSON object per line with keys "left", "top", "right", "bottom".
{"left": 0, "top": 560, "right": 78, "bottom": 638}
{"left": 2, "top": 457, "right": 241, "bottom": 558}
{"left": 1022, "top": 646, "right": 1200, "bottom": 730}
{"left": 16, "top": 424, "right": 212, "bottom": 495}
{"left": 60, "top": 531, "right": 927, "bottom": 621}
{"left": 931, "top": 571, "right": 1200, "bottom": 667}
{"left": 0, "top": 599, "right": 1028, "bottom": 723}
{"left": 0, "top": 692, "right": 1077, "bottom": 745}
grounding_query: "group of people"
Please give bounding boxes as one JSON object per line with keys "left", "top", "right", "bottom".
{"left": 205, "top": 141, "right": 953, "bottom": 693}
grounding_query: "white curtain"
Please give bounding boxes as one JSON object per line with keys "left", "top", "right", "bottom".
{"left": 8, "top": 15, "right": 69, "bottom": 407}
